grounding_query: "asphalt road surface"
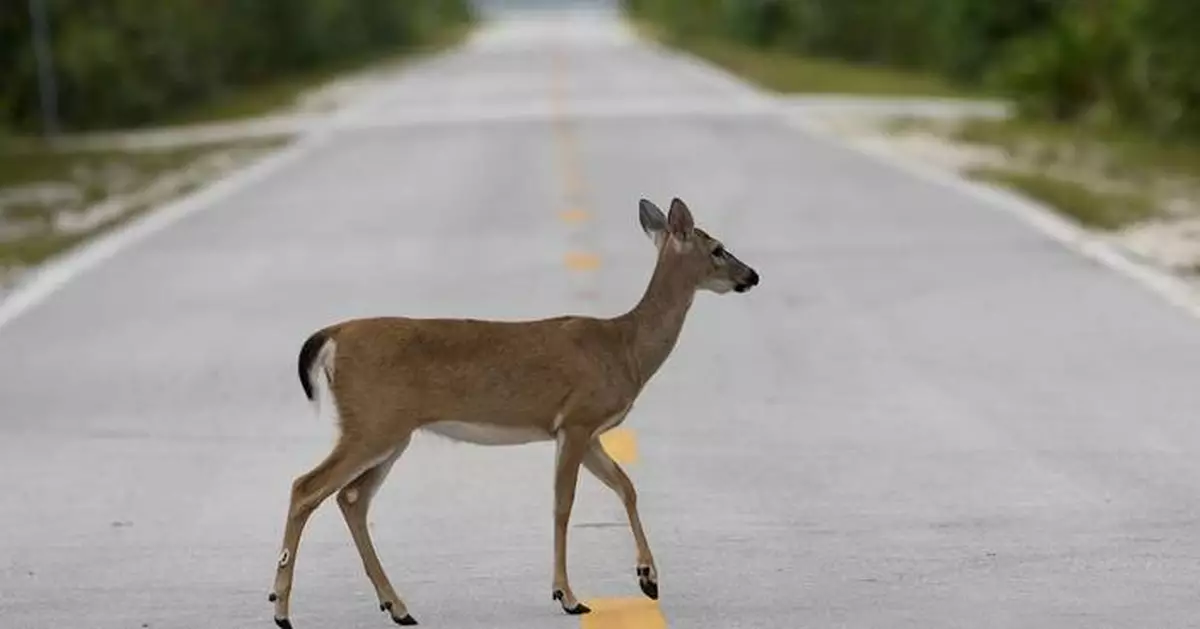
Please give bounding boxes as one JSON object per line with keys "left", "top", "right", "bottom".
{"left": 5, "top": 5, "right": 1200, "bottom": 629}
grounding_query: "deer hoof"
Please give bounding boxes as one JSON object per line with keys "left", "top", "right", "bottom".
{"left": 639, "top": 578, "right": 659, "bottom": 600}
{"left": 636, "top": 565, "right": 659, "bottom": 600}
{"left": 380, "top": 601, "right": 417, "bottom": 625}
{"left": 552, "top": 589, "right": 592, "bottom": 615}
{"left": 273, "top": 617, "right": 293, "bottom": 629}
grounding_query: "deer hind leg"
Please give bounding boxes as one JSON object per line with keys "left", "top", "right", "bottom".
{"left": 270, "top": 439, "right": 396, "bottom": 628}
{"left": 551, "top": 428, "right": 591, "bottom": 615}
{"left": 336, "top": 435, "right": 416, "bottom": 626}
{"left": 582, "top": 439, "right": 658, "bottom": 600}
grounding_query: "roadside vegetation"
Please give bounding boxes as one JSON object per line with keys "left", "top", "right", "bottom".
{"left": 631, "top": 22, "right": 976, "bottom": 99}
{"left": 1, "top": 1, "right": 474, "bottom": 133}
{"left": 0, "top": 138, "right": 287, "bottom": 273}
{"left": 0, "top": 0, "right": 474, "bottom": 288}
{"left": 625, "top": 0, "right": 1200, "bottom": 278}
{"left": 971, "top": 167, "right": 1160, "bottom": 230}
{"left": 881, "top": 115, "right": 1200, "bottom": 229}
{"left": 163, "top": 21, "right": 475, "bottom": 127}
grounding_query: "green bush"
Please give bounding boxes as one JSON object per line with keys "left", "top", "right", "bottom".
{"left": 627, "top": 0, "right": 1200, "bottom": 140}
{"left": 1136, "top": 0, "right": 1200, "bottom": 137}
{"left": 987, "top": 1, "right": 1139, "bottom": 124}
{"left": 0, "top": 0, "right": 473, "bottom": 133}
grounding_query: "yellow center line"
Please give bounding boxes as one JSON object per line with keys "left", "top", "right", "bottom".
{"left": 550, "top": 53, "right": 589, "bottom": 221}
{"left": 551, "top": 50, "right": 664, "bottom": 627}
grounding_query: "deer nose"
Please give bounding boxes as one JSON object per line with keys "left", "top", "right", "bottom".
{"left": 735, "top": 270, "right": 759, "bottom": 293}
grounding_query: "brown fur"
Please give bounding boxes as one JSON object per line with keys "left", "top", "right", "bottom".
{"left": 268, "top": 197, "right": 759, "bottom": 626}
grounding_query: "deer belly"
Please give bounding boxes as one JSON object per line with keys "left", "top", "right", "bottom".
{"left": 421, "top": 420, "right": 553, "bottom": 446}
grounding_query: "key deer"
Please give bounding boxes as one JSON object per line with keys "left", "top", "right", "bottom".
{"left": 268, "top": 197, "right": 759, "bottom": 627}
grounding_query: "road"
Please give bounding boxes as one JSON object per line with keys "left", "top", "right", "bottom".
{"left": 5, "top": 4, "right": 1200, "bottom": 629}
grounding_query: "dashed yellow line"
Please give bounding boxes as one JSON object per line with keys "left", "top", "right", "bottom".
{"left": 560, "top": 208, "right": 590, "bottom": 223}
{"left": 564, "top": 251, "right": 601, "bottom": 271}
{"left": 581, "top": 597, "right": 668, "bottom": 629}
{"left": 598, "top": 428, "right": 638, "bottom": 464}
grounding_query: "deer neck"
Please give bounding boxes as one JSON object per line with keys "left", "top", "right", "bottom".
{"left": 616, "top": 249, "right": 697, "bottom": 387}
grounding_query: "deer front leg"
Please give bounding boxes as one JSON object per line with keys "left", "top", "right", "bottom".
{"left": 551, "top": 428, "right": 591, "bottom": 615}
{"left": 582, "top": 439, "right": 658, "bottom": 600}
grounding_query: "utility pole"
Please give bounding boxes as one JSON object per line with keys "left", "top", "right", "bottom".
{"left": 28, "top": 0, "right": 60, "bottom": 139}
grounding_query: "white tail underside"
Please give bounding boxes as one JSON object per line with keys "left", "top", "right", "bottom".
{"left": 308, "top": 338, "right": 337, "bottom": 415}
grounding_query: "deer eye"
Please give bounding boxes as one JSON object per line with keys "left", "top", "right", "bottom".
{"left": 712, "top": 246, "right": 726, "bottom": 258}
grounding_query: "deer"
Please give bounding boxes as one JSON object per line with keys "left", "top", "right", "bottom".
{"left": 267, "top": 197, "right": 760, "bottom": 628}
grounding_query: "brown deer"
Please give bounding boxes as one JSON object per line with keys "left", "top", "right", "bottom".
{"left": 268, "top": 197, "right": 759, "bottom": 627}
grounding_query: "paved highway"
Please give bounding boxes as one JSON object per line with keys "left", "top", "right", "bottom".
{"left": 5, "top": 4, "right": 1200, "bottom": 629}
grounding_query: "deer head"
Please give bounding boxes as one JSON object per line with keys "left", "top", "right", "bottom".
{"left": 638, "top": 197, "right": 759, "bottom": 294}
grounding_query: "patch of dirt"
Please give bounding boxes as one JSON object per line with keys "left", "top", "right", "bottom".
{"left": 0, "top": 183, "right": 81, "bottom": 209}
{"left": 804, "top": 113, "right": 1007, "bottom": 174}
{"left": 1109, "top": 216, "right": 1200, "bottom": 274}
{"left": 863, "top": 129, "right": 1007, "bottom": 173}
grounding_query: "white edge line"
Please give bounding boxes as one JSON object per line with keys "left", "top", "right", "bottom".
{"left": 0, "top": 132, "right": 326, "bottom": 333}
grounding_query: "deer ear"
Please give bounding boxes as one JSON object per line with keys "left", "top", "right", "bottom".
{"left": 667, "top": 197, "right": 694, "bottom": 236}
{"left": 639, "top": 198, "right": 667, "bottom": 243}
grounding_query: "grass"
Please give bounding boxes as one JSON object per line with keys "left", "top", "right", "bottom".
{"left": 1, "top": 227, "right": 94, "bottom": 270}
{"left": 0, "top": 144, "right": 219, "bottom": 191}
{"left": 164, "top": 23, "right": 475, "bottom": 126}
{"left": 953, "top": 117, "right": 1200, "bottom": 183}
{"left": 163, "top": 74, "right": 335, "bottom": 126}
{"left": 970, "top": 167, "right": 1160, "bottom": 230}
{"left": 633, "top": 21, "right": 980, "bottom": 99}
